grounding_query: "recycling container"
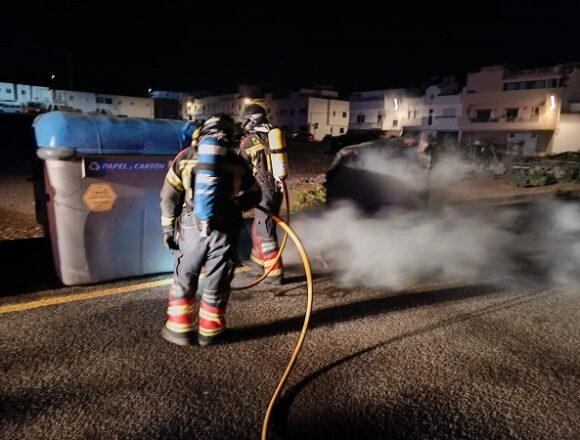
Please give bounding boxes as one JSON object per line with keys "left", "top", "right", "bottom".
{"left": 33, "top": 111, "right": 190, "bottom": 285}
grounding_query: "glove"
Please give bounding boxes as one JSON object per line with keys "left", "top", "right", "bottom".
{"left": 163, "top": 231, "right": 179, "bottom": 250}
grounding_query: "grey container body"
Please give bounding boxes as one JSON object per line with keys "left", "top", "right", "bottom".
{"left": 43, "top": 157, "right": 174, "bottom": 285}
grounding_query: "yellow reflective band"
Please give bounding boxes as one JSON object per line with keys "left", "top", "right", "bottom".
{"left": 167, "top": 305, "right": 195, "bottom": 316}
{"left": 250, "top": 253, "right": 264, "bottom": 266}
{"left": 161, "top": 215, "right": 175, "bottom": 227}
{"left": 198, "top": 326, "right": 225, "bottom": 337}
{"left": 165, "top": 321, "right": 195, "bottom": 333}
{"left": 266, "top": 269, "right": 283, "bottom": 277}
{"left": 178, "top": 159, "right": 198, "bottom": 171}
{"left": 199, "top": 308, "right": 224, "bottom": 322}
{"left": 245, "top": 145, "right": 264, "bottom": 157}
{"left": 166, "top": 168, "right": 184, "bottom": 191}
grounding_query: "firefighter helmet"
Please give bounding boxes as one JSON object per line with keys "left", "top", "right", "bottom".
{"left": 242, "top": 104, "right": 268, "bottom": 131}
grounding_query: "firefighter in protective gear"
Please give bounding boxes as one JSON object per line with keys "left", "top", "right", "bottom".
{"left": 160, "top": 113, "right": 261, "bottom": 346}
{"left": 238, "top": 104, "right": 287, "bottom": 285}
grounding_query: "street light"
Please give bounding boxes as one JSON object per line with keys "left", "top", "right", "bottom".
{"left": 244, "top": 98, "right": 252, "bottom": 105}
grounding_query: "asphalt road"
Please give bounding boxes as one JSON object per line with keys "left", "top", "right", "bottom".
{"left": 1, "top": 264, "right": 579, "bottom": 440}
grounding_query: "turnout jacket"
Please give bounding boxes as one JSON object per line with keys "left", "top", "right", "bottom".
{"left": 238, "top": 131, "right": 280, "bottom": 192}
{"left": 160, "top": 145, "right": 261, "bottom": 232}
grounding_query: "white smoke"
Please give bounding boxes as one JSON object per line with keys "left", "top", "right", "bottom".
{"left": 290, "top": 148, "right": 580, "bottom": 289}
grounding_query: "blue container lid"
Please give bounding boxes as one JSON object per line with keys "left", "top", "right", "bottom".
{"left": 34, "top": 111, "right": 193, "bottom": 156}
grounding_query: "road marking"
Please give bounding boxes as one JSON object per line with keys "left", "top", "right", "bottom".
{"left": 0, "top": 266, "right": 255, "bottom": 315}
{"left": 0, "top": 278, "right": 173, "bottom": 315}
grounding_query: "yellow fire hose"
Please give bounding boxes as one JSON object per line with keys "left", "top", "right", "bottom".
{"left": 230, "top": 181, "right": 314, "bottom": 439}
{"left": 232, "top": 183, "right": 291, "bottom": 290}
{"left": 256, "top": 206, "right": 313, "bottom": 440}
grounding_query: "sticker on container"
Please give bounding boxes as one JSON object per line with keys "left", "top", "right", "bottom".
{"left": 83, "top": 158, "right": 167, "bottom": 177}
{"left": 83, "top": 183, "right": 118, "bottom": 212}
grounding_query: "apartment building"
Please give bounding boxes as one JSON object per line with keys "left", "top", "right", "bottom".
{"left": 461, "top": 64, "right": 580, "bottom": 154}
{"left": 269, "top": 88, "right": 349, "bottom": 141}
{"left": 349, "top": 88, "right": 422, "bottom": 135}
{"left": 0, "top": 81, "right": 154, "bottom": 118}
{"left": 183, "top": 85, "right": 264, "bottom": 123}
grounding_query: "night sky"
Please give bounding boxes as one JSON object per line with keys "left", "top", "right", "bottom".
{"left": 1, "top": 0, "right": 579, "bottom": 97}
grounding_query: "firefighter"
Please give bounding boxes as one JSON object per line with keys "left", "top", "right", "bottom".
{"left": 238, "top": 104, "right": 286, "bottom": 285}
{"left": 160, "top": 113, "right": 261, "bottom": 346}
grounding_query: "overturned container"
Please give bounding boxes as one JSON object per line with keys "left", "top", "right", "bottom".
{"left": 34, "top": 111, "right": 191, "bottom": 286}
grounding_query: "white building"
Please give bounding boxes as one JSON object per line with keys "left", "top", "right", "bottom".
{"left": 269, "top": 88, "right": 350, "bottom": 140}
{"left": 0, "top": 82, "right": 52, "bottom": 110}
{"left": 404, "top": 84, "right": 463, "bottom": 146}
{"left": 183, "top": 85, "right": 264, "bottom": 123}
{"left": 349, "top": 88, "right": 422, "bottom": 135}
{"left": 0, "top": 82, "right": 155, "bottom": 118}
{"left": 461, "top": 64, "right": 580, "bottom": 154}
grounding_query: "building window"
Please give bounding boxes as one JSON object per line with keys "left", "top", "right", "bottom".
{"left": 408, "top": 110, "right": 411, "bottom": 119}
{"left": 342, "top": 111, "right": 347, "bottom": 118}
{"left": 299, "top": 108, "right": 307, "bottom": 115}
{"left": 413, "top": 110, "right": 418, "bottom": 119}
{"left": 476, "top": 109, "right": 491, "bottom": 122}
{"left": 340, "top": 127, "right": 345, "bottom": 134}
{"left": 118, "top": 100, "right": 122, "bottom": 105}
{"left": 69, "top": 96, "right": 74, "bottom": 101}
{"left": 5, "top": 88, "right": 10, "bottom": 93}
{"left": 548, "top": 78, "right": 558, "bottom": 88}
{"left": 392, "top": 119, "right": 398, "bottom": 127}
{"left": 332, "top": 111, "right": 336, "bottom": 117}
{"left": 330, "top": 127, "right": 334, "bottom": 133}
{"left": 105, "top": 97, "right": 112, "bottom": 104}
{"left": 356, "top": 114, "right": 365, "bottom": 123}
{"left": 377, "top": 113, "right": 383, "bottom": 124}
{"left": 505, "top": 108, "right": 519, "bottom": 121}
{"left": 21, "top": 90, "right": 26, "bottom": 95}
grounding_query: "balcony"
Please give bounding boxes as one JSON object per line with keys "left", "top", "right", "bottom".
{"left": 468, "top": 115, "right": 539, "bottom": 123}
{"left": 419, "top": 115, "right": 460, "bottom": 128}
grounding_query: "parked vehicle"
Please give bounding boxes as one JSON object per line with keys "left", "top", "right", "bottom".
{"left": 324, "top": 137, "right": 430, "bottom": 212}
{"left": 23, "top": 102, "right": 48, "bottom": 114}
{"left": 0, "top": 102, "right": 22, "bottom": 113}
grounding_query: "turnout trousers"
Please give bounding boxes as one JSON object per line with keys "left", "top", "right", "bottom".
{"left": 250, "top": 187, "right": 283, "bottom": 279}
{"left": 165, "top": 213, "right": 238, "bottom": 343}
